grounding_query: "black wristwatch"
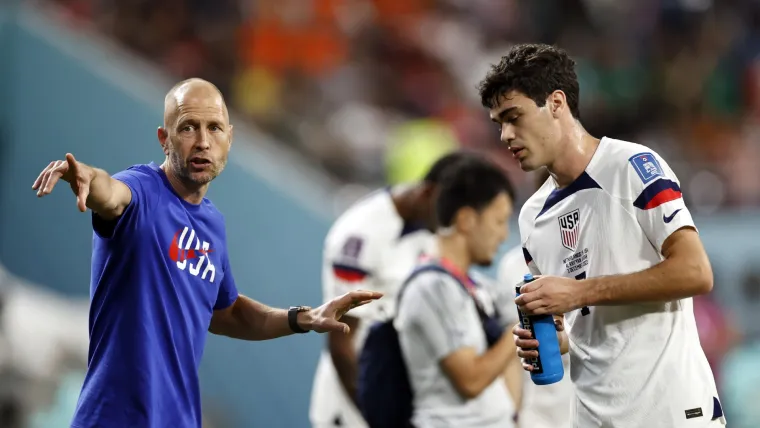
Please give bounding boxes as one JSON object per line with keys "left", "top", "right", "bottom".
{"left": 288, "top": 306, "right": 311, "bottom": 334}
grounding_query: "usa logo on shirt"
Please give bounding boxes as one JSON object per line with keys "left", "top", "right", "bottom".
{"left": 168, "top": 226, "right": 216, "bottom": 283}
{"left": 558, "top": 209, "right": 581, "bottom": 251}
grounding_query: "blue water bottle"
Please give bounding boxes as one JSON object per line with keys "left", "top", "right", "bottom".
{"left": 515, "top": 273, "right": 564, "bottom": 385}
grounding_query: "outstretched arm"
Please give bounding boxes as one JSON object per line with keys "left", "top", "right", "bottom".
{"left": 33, "top": 153, "right": 132, "bottom": 220}
{"left": 208, "top": 290, "right": 382, "bottom": 341}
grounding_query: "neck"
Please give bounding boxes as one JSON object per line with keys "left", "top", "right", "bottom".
{"left": 548, "top": 124, "right": 600, "bottom": 188}
{"left": 391, "top": 184, "right": 424, "bottom": 225}
{"left": 161, "top": 162, "right": 208, "bottom": 205}
{"left": 437, "top": 234, "right": 471, "bottom": 275}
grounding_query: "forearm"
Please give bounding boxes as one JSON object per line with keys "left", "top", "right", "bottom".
{"left": 331, "top": 347, "right": 359, "bottom": 405}
{"left": 580, "top": 253, "right": 712, "bottom": 307}
{"left": 86, "top": 167, "right": 127, "bottom": 218}
{"left": 469, "top": 331, "right": 518, "bottom": 395}
{"left": 503, "top": 354, "right": 523, "bottom": 409}
{"left": 210, "top": 295, "right": 302, "bottom": 341}
{"left": 328, "top": 316, "right": 361, "bottom": 405}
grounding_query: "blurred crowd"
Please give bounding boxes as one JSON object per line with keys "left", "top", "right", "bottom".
{"left": 44, "top": 0, "right": 760, "bottom": 210}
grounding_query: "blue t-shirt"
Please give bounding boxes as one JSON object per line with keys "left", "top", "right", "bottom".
{"left": 71, "top": 163, "right": 239, "bottom": 428}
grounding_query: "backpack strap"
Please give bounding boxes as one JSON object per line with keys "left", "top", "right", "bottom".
{"left": 396, "top": 263, "right": 502, "bottom": 342}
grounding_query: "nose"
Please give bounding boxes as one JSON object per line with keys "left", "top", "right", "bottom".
{"left": 500, "top": 123, "right": 515, "bottom": 146}
{"left": 195, "top": 128, "right": 211, "bottom": 151}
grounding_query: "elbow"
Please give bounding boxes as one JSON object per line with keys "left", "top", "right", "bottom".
{"left": 691, "top": 259, "right": 714, "bottom": 296}
{"left": 449, "top": 375, "right": 487, "bottom": 400}
{"left": 454, "top": 380, "right": 484, "bottom": 400}
{"left": 697, "top": 272, "right": 713, "bottom": 295}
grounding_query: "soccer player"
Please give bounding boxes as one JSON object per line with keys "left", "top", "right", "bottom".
{"left": 497, "top": 168, "right": 574, "bottom": 428}
{"left": 394, "top": 156, "right": 519, "bottom": 428}
{"left": 31, "top": 78, "right": 381, "bottom": 428}
{"left": 478, "top": 44, "right": 725, "bottom": 428}
{"left": 310, "top": 151, "right": 480, "bottom": 428}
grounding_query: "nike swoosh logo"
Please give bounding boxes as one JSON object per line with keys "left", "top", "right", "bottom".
{"left": 663, "top": 209, "right": 682, "bottom": 223}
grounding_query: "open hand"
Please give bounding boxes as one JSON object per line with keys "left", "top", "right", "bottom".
{"left": 515, "top": 275, "right": 584, "bottom": 316}
{"left": 305, "top": 290, "right": 383, "bottom": 334}
{"left": 32, "top": 153, "right": 94, "bottom": 212}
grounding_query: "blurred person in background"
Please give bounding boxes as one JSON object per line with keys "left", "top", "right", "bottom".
{"left": 30, "top": 78, "right": 381, "bottom": 428}
{"left": 719, "top": 268, "right": 760, "bottom": 428}
{"left": 394, "top": 156, "right": 519, "bottom": 428}
{"left": 497, "top": 167, "right": 574, "bottom": 428}
{"left": 310, "top": 151, "right": 480, "bottom": 428}
{"left": 480, "top": 43, "right": 723, "bottom": 427}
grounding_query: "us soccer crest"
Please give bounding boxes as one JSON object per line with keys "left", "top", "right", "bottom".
{"left": 558, "top": 209, "right": 581, "bottom": 251}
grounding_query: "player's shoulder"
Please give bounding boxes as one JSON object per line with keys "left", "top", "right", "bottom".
{"left": 402, "top": 268, "right": 462, "bottom": 305}
{"left": 518, "top": 175, "right": 554, "bottom": 239}
{"left": 326, "top": 188, "right": 399, "bottom": 245}
{"left": 114, "top": 163, "right": 161, "bottom": 181}
{"left": 591, "top": 137, "right": 675, "bottom": 197}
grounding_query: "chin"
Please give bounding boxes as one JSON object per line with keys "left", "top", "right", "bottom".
{"left": 518, "top": 159, "right": 540, "bottom": 172}
{"left": 189, "top": 172, "right": 215, "bottom": 185}
{"left": 475, "top": 258, "right": 493, "bottom": 268}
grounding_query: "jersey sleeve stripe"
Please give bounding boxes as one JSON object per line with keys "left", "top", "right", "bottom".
{"left": 332, "top": 263, "right": 371, "bottom": 282}
{"left": 633, "top": 179, "right": 682, "bottom": 210}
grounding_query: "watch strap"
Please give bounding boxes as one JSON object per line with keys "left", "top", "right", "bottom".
{"left": 288, "top": 306, "right": 310, "bottom": 334}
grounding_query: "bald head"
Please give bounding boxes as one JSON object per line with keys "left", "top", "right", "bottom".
{"left": 163, "top": 78, "right": 229, "bottom": 128}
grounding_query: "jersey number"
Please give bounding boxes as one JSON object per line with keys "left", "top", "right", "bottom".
{"left": 575, "top": 272, "right": 591, "bottom": 316}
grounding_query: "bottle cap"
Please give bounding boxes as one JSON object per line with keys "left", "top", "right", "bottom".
{"left": 523, "top": 273, "right": 534, "bottom": 282}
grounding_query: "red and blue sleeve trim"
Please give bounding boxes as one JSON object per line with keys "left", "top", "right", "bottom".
{"left": 332, "top": 263, "right": 371, "bottom": 282}
{"left": 633, "top": 179, "right": 682, "bottom": 210}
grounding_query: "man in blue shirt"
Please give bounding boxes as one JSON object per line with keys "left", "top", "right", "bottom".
{"left": 31, "top": 78, "right": 382, "bottom": 428}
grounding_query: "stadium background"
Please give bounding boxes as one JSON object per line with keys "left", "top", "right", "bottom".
{"left": 0, "top": 0, "right": 759, "bottom": 426}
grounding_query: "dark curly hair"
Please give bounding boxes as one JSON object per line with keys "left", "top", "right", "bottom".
{"left": 478, "top": 44, "right": 581, "bottom": 119}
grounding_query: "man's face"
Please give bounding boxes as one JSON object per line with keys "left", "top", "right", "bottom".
{"left": 489, "top": 90, "right": 561, "bottom": 172}
{"left": 468, "top": 192, "right": 513, "bottom": 267}
{"left": 160, "top": 88, "right": 232, "bottom": 186}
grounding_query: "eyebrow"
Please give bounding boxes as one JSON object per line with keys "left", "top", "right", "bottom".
{"left": 491, "top": 106, "right": 519, "bottom": 123}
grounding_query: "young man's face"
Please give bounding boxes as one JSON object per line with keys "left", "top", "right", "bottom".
{"left": 467, "top": 192, "right": 513, "bottom": 267}
{"left": 489, "top": 90, "right": 561, "bottom": 172}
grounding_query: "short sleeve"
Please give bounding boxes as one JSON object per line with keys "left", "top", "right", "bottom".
{"left": 627, "top": 151, "right": 696, "bottom": 253}
{"left": 92, "top": 165, "right": 160, "bottom": 239}
{"left": 214, "top": 253, "right": 239, "bottom": 310}
{"left": 401, "top": 273, "right": 477, "bottom": 361}
{"left": 321, "top": 232, "right": 379, "bottom": 318}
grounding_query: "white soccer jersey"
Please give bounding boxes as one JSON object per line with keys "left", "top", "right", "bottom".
{"left": 497, "top": 245, "right": 574, "bottom": 428}
{"left": 518, "top": 137, "right": 724, "bottom": 428}
{"left": 310, "top": 188, "right": 437, "bottom": 427}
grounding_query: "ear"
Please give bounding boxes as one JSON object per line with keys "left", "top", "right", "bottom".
{"left": 157, "top": 127, "right": 169, "bottom": 155}
{"left": 229, "top": 124, "right": 234, "bottom": 147}
{"left": 454, "top": 207, "right": 477, "bottom": 233}
{"left": 548, "top": 90, "right": 566, "bottom": 119}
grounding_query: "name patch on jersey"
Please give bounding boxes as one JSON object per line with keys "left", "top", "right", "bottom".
{"left": 558, "top": 209, "right": 581, "bottom": 251}
{"left": 629, "top": 152, "right": 663, "bottom": 184}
